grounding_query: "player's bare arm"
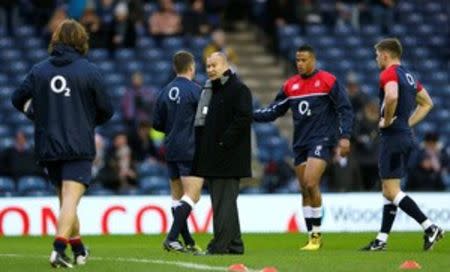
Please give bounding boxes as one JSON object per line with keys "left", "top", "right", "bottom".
{"left": 409, "top": 88, "right": 433, "bottom": 127}
{"left": 379, "top": 81, "right": 398, "bottom": 128}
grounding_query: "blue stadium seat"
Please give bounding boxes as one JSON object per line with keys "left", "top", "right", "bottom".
{"left": 188, "top": 36, "right": 210, "bottom": 49}
{"left": 136, "top": 37, "right": 156, "bottom": 50}
{"left": 137, "top": 162, "right": 167, "bottom": 177}
{"left": 97, "top": 60, "right": 116, "bottom": 73}
{"left": 8, "top": 61, "right": 29, "bottom": 74}
{"left": 397, "top": 2, "right": 414, "bottom": 13}
{"left": 0, "top": 49, "right": 21, "bottom": 62}
{"left": 0, "top": 177, "right": 15, "bottom": 194}
{"left": 24, "top": 190, "right": 53, "bottom": 197}
{"left": 20, "top": 37, "right": 44, "bottom": 49}
{"left": 0, "top": 138, "right": 13, "bottom": 151}
{"left": 88, "top": 187, "right": 115, "bottom": 196}
{"left": 277, "top": 25, "right": 301, "bottom": 39}
{"left": 161, "top": 37, "right": 185, "bottom": 50}
{"left": 241, "top": 187, "right": 266, "bottom": 194}
{"left": 7, "top": 111, "right": 31, "bottom": 126}
{"left": 17, "top": 176, "right": 47, "bottom": 194}
{"left": 139, "top": 176, "right": 169, "bottom": 193}
{"left": 104, "top": 73, "right": 126, "bottom": 87}
{"left": 114, "top": 49, "right": 136, "bottom": 61}
{"left": 0, "top": 37, "right": 14, "bottom": 48}
{"left": 306, "top": 25, "right": 328, "bottom": 36}
{"left": 0, "top": 73, "right": 8, "bottom": 85}
{"left": 26, "top": 49, "right": 48, "bottom": 63}
{"left": 390, "top": 25, "right": 407, "bottom": 36}
{"left": 360, "top": 25, "right": 380, "bottom": 36}
{"left": 151, "top": 188, "right": 171, "bottom": 195}
{"left": 253, "top": 123, "right": 279, "bottom": 138}
{"left": 139, "top": 48, "right": 164, "bottom": 62}
{"left": 119, "top": 60, "right": 144, "bottom": 74}
{"left": 15, "top": 25, "right": 35, "bottom": 37}
{"left": 88, "top": 49, "right": 109, "bottom": 61}
{"left": 0, "top": 85, "right": 13, "bottom": 99}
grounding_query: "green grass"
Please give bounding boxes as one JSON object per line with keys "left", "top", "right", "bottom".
{"left": 0, "top": 233, "right": 448, "bottom": 272}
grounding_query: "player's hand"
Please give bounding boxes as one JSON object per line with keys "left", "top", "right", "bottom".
{"left": 338, "top": 138, "right": 350, "bottom": 157}
{"left": 379, "top": 116, "right": 397, "bottom": 128}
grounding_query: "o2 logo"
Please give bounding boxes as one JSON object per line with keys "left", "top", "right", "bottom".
{"left": 168, "top": 87, "right": 181, "bottom": 104}
{"left": 50, "top": 75, "right": 71, "bottom": 97}
{"left": 298, "top": 100, "right": 311, "bottom": 116}
{"left": 405, "top": 73, "right": 416, "bottom": 88}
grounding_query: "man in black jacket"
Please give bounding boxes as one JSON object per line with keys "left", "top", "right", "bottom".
{"left": 11, "top": 19, "right": 113, "bottom": 268}
{"left": 192, "top": 52, "right": 252, "bottom": 255}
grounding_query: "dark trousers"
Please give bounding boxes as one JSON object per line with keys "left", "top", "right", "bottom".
{"left": 207, "top": 178, "right": 244, "bottom": 254}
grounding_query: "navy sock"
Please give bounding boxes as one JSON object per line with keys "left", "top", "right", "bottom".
{"left": 380, "top": 204, "right": 397, "bottom": 234}
{"left": 69, "top": 237, "right": 85, "bottom": 255}
{"left": 53, "top": 237, "right": 68, "bottom": 254}
{"left": 311, "top": 217, "right": 322, "bottom": 230}
{"left": 398, "top": 196, "right": 428, "bottom": 225}
{"left": 168, "top": 201, "right": 192, "bottom": 242}
{"left": 172, "top": 207, "right": 195, "bottom": 245}
{"left": 305, "top": 218, "right": 313, "bottom": 232}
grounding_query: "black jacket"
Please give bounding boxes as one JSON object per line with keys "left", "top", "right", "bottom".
{"left": 192, "top": 70, "right": 252, "bottom": 178}
{"left": 11, "top": 44, "right": 114, "bottom": 163}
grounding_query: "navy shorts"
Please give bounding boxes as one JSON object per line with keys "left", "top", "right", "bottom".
{"left": 44, "top": 160, "right": 93, "bottom": 187}
{"left": 294, "top": 144, "right": 333, "bottom": 166}
{"left": 167, "top": 161, "right": 193, "bottom": 179}
{"left": 379, "top": 134, "right": 415, "bottom": 179}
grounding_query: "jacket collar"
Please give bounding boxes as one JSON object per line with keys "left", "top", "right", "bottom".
{"left": 211, "top": 69, "right": 233, "bottom": 88}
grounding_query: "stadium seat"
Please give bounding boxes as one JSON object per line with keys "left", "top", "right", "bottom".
{"left": 360, "top": 25, "right": 380, "bottom": 36}
{"left": 136, "top": 37, "right": 156, "bottom": 50}
{"left": 88, "top": 188, "right": 115, "bottom": 196}
{"left": 277, "top": 25, "right": 301, "bottom": 39}
{"left": 15, "top": 25, "right": 35, "bottom": 37}
{"left": 114, "top": 49, "right": 136, "bottom": 61}
{"left": 20, "top": 37, "right": 44, "bottom": 49}
{"left": 24, "top": 190, "right": 53, "bottom": 197}
{"left": 137, "top": 162, "right": 167, "bottom": 177}
{"left": 306, "top": 25, "right": 328, "bottom": 36}
{"left": 0, "top": 177, "right": 15, "bottom": 194}
{"left": 26, "top": 49, "right": 48, "bottom": 63}
{"left": 241, "top": 187, "right": 266, "bottom": 194}
{"left": 161, "top": 37, "right": 185, "bottom": 50}
{"left": 0, "top": 37, "right": 14, "bottom": 48}
{"left": 188, "top": 36, "right": 210, "bottom": 50}
{"left": 139, "top": 176, "right": 169, "bottom": 193}
{"left": 88, "top": 48, "right": 109, "bottom": 61}
{"left": 17, "top": 176, "right": 47, "bottom": 194}
{"left": 139, "top": 48, "right": 164, "bottom": 62}
{"left": 253, "top": 123, "right": 279, "bottom": 138}
{"left": 0, "top": 137, "right": 13, "bottom": 150}
{"left": 97, "top": 60, "right": 116, "bottom": 73}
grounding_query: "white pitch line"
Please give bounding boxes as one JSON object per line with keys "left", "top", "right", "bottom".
{"left": 0, "top": 253, "right": 260, "bottom": 272}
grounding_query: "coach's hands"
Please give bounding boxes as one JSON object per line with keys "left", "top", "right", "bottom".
{"left": 338, "top": 138, "right": 350, "bottom": 157}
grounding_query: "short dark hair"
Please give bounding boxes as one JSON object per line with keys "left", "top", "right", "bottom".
{"left": 297, "top": 45, "right": 315, "bottom": 55}
{"left": 49, "top": 19, "right": 89, "bottom": 55}
{"left": 173, "top": 50, "right": 195, "bottom": 74}
{"left": 375, "top": 38, "right": 402, "bottom": 59}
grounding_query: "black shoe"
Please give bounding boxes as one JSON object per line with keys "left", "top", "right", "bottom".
{"left": 423, "top": 224, "right": 444, "bottom": 251}
{"left": 361, "top": 239, "right": 387, "bottom": 251}
{"left": 163, "top": 239, "right": 186, "bottom": 253}
{"left": 49, "top": 250, "right": 73, "bottom": 268}
{"left": 74, "top": 247, "right": 89, "bottom": 265}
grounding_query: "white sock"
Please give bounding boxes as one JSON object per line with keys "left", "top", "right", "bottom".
{"left": 311, "top": 207, "right": 322, "bottom": 218}
{"left": 376, "top": 233, "right": 388, "bottom": 243}
{"left": 312, "top": 225, "right": 321, "bottom": 233}
{"left": 421, "top": 219, "right": 433, "bottom": 230}
{"left": 393, "top": 191, "right": 406, "bottom": 206}
{"left": 181, "top": 195, "right": 195, "bottom": 209}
